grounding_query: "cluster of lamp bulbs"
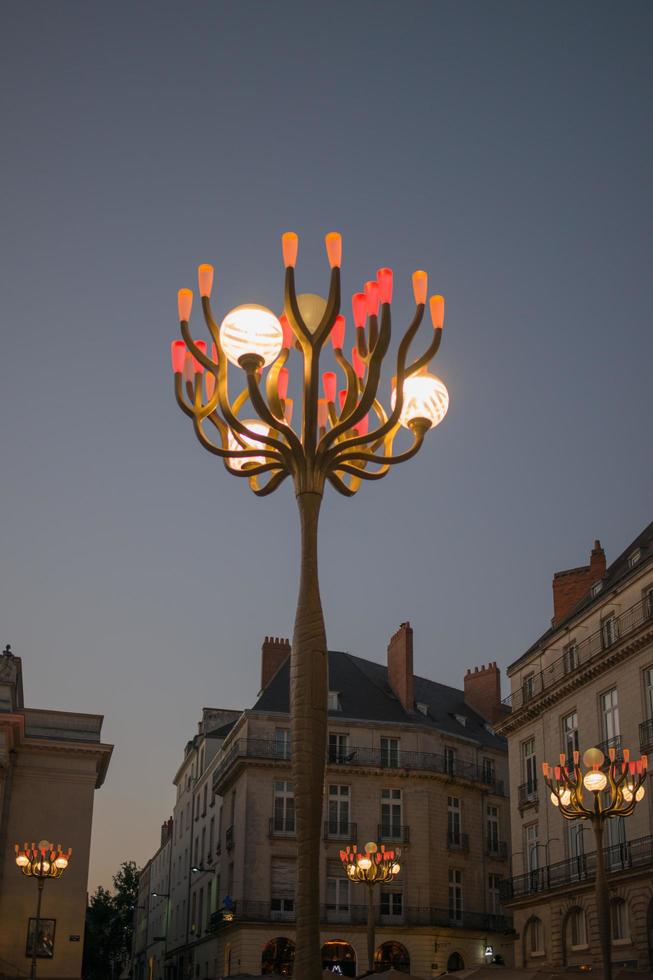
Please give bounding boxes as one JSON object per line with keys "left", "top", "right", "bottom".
{"left": 544, "top": 746, "right": 647, "bottom": 808}
{"left": 340, "top": 841, "right": 401, "bottom": 880}
{"left": 15, "top": 840, "right": 72, "bottom": 877}
{"left": 173, "top": 231, "right": 449, "bottom": 449}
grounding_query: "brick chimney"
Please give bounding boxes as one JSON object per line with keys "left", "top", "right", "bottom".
{"left": 387, "top": 622, "right": 414, "bottom": 713}
{"left": 261, "top": 636, "right": 291, "bottom": 690}
{"left": 464, "top": 662, "right": 502, "bottom": 724}
{"left": 552, "top": 539, "right": 606, "bottom": 626}
{"left": 160, "top": 816, "right": 173, "bottom": 848}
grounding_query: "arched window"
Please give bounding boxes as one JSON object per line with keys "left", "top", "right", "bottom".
{"left": 321, "top": 940, "right": 356, "bottom": 977}
{"left": 447, "top": 952, "right": 465, "bottom": 971}
{"left": 567, "top": 907, "right": 588, "bottom": 949}
{"left": 528, "top": 917, "right": 544, "bottom": 955}
{"left": 611, "top": 898, "right": 629, "bottom": 941}
{"left": 374, "top": 941, "right": 411, "bottom": 973}
{"left": 261, "top": 937, "right": 295, "bottom": 976}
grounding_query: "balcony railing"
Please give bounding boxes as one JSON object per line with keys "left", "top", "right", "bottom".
{"left": 501, "top": 833, "right": 653, "bottom": 901}
{"left": 209, "top": 899, "right": 512, "bottom": 932}
{"left": 268, "top": 817, "right": 295, "bottom": 838}
{"left": 323, "top": 821, "right": 357, "bottom": 841}
{"left": 378, "top": 824, "right": 410, "bottom": 844}
{"left": 213, "top": 737, "right": 506, "bottom": 794}
{"left": 640, "top": 718, "right": 653, "bottom": 752}
{"left": 447, "top": 832, "right": 469, "bottom": 852}
{"left": 518, "top": 780, "right": 538, "bottom": 807}
{"left": 503, "top": 594, "right": 653, "bottom": 713}
{"left": 225, "top": 825, "right": 234, "bottom": 851}
{"left": 486, "top": 840, "right": 508, "bottom": 860}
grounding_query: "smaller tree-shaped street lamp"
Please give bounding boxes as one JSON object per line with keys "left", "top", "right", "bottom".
{"left": 340, "top": 841, "right": 401, "bottom": 973}
{"left": 15, "top": 841, "right": 72, "bottom": 980}
{"left": 543, "top": 746, "right": 648, "bottom": 980}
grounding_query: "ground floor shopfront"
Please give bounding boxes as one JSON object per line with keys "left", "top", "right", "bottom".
{"left": 165, "top": 921, "right": 515, "bottom": 979}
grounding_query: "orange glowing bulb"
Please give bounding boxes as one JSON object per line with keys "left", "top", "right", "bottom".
{"left": 325, "top": 232, "right": 342, "bottom": 268}
{"left": 282, "top": 232, "right": 298, "bottom": 268}
{"left": 412, "top": 270, "right": 428, "bottom": 305}
{"left": 177, "top": 289, "right": 193, "bottom": 322}
{"left": 198, "top": 264, "right": 214, "bottom": 298}
{"left": 429, "top": 295, "right": 445, "bottom": 329}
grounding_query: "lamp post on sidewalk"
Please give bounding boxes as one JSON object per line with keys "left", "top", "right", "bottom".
{"left": 543, "top": 745, "right": 647, "bottom": 980}
{"left": 339, "top": 841, "right": 401, "bottom": 972}
{"left": 14, "top": 840, "right": 71, "bottom": 980}
{"left": 170, "top": 232, "right": 449, "bottom": 979}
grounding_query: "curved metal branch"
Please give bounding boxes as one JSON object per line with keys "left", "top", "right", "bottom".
{"left": 243, "top": 366, "right": 303, "bottom": 462}
{"left": 284, "top": 268, "right": 311, "bottom": 346}
{"left": 174, "top": 374, "right": 195, "bottom": 418}
{"left": 265, "top": 347, "right": 289, "bottom": 421}
{"left": 407, "top": 326, "right": 443, "bottom": 376}
{"left": 313, "top": 268, "right": 341, "bottom": 348}
{"left": 332, "top": 424, "right": 425, "bottom": 469}
{"left": 249, "top": 469, "right": 290, "bottom": 497}
{"left": 326, "top": 471, "right": 359, "bottom": 497}
{"left": 192, "top": 414, "right": 285, "bottom": 464}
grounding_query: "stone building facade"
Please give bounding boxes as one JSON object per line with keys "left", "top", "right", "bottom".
{"left": 0, "top": 645, "right": 113, "bottom": 979}
{"left": 496, "top": 521, "right": 653, "bottom": 972}
{"left": 134, "top": 624, "right": 515, "bottom": 979}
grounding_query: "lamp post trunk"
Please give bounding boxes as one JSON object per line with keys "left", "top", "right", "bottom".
{"left": 31, "top": 877, "right": 45, "bottom": 980}
{"left": 366, "top": 884, "right": 376, "bottom": 972}
{"left": 593, "top": 820, "right": 611, "bottom": 980}
{"left": 291, "top": 490, "right": 328, "bottom": 980}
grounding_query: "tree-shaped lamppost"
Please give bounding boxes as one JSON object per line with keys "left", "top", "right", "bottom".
{"left": 170, "top": 232, "right": 449, "bottom": 979}
{"left": 543, "top": 746, "right": 647, "bottom": 980}
{"left": 15, "top": 841, "right": 71, "bottom": 980}
{"left": 340, "top": 841, "right": 401, "bottom": 973}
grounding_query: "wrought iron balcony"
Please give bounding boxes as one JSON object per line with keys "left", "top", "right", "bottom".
{"left": 503, "top": 594, "right": 653, "bottom": 714}
{"left": 225, "top": 825, "right": 234, "bottom": 851}
{"left": 501, "top": 833, "right": 653, "bottom": 902}
{"left": 268, "top": 817, "right": 295, "bottom": 838}
{"left": 597, "top": 735, "right": 623, "bottom": 760}
{"left": 518, "top": 779, "right": 538, "bottom": 807}
{"left": 208, "top": 899, "right": 513, "bottom": 932}
{"left": 486, "top": 840, "right": 508, "bottom": 860}
{"left": 378, "top": 823, "right": 409, "bottom": 844}
{"left": 640, "top": 718, "right": 653, "bottom": 752}
{"left": 323, "top": 821, "right": 357, "bottom": 841}
{"left": 213, "top": 736, "right": 507, "bottom": 795}
{"left": 446, "top": 831, "right": 469, "bottom": 852}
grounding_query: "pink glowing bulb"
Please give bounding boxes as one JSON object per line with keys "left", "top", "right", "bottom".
{"left": 330, "top": 315, "right": 346, "bottom": 350}
{"left": 323, "top": 372, "right": 336, "bottom": 403}
{"left": 352, "top": 347, "right": 365, "bottom": 379}
{"left": 171, "top": 340, "right": 186, "bottom": 373}
{"left": 365, "top": 281, "right": 380, "bottom": 317}
{"left": 377, "top": 268, "right": 393, "bottom": 304}
{"left": 278, "top": 368, "right": 289, "bottom": 401}
{"left": 280, "top": 314, "right": 294, "bottom": 350}
{"left": 191, "top": 340, "right": 207, "bottom": 374}
{"left": 352, "top": 292, "right": 367, "bottom": 329}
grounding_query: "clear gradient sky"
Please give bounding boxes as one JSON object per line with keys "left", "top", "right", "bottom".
{"left": 1, "top": 2, "right": 652, "bottom": 893}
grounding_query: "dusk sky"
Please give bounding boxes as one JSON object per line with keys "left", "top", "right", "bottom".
{"left": 2, "top": 3, "right": 651, "bottom": 893}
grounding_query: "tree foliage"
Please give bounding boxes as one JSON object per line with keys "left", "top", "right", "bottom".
{"left": 83, "top": 861, "right": 139, "bottom": 980}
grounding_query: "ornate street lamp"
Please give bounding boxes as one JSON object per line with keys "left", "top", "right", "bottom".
{"left": 171, "top": 232, "right": 448, "bottom": 979}
{"left": 340, "top": 841, "right": 401, "bottom": 973}
{"left": 15, "top": 840, "right": 71, "bottom": 980}
{"left": 543, "top": 746, "right": 647, "bottom": 980}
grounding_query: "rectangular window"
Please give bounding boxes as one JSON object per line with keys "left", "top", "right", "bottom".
{"left": 380, "top": 788, "right": 402, "bottom": 838}
{"left": 193, "top": 836, "right": 199, "bottom": 867}
{"left": 208, "top": 816, "right": 214, "bottom": 860}
{"left": 488, "top": 873, "right": 502, "bottom": 915}
{"left": 271, "top": 857, "right": 295, "bottom": 917}
{"left": 644, "top": 667, "right": 653, "bottom": 720}
{"left": 570, "top": 908, "right": 587, "bottom": 948}
{"left": 563, "top": 711, "right": 579, "bottom": 761}
{"left": 448, "top": 869, "right": 463, "bottom": 922}
{"left": 274, "top": 728, "right": 291, "bottom": 760}
{"left": 191, "top": 892, "right": 197, "bottom": 934}
{"left": 327, "top": 785, "right": 350, "bottom": 835}
{"left": 647, "top": 588, "right": 653, "bottom": 619}
{"left": 482, "top": 757, "right": 496, "bottom": 784}
{"left": 326, "top": 875, "right": 350, "bottom": 914}
{"left": 486, "top": 805, "right": 499, "bottom": 853}
{"left": 328, "top": 732, "right": 349, "bottom": 763}
{"left": 198, "top": 888, "right": 204, "bottom": 935}
{"left": 444, "top": 746, "right": 456, "bottom": 776}
{"left": 380, "top": 891, "right": 403, "bottom": 917}
{"left": 525, "top": 823, "right": 539, "bottom": 872}
{"left": 563, "top": 641, "right": 578, "bottom": 674}
{"left": 202, "top": 784, "right": 207, "bottom": 816}
{"left": 522, "top": 672, "right": 535, "bottom": 702}
{"left": 380, "top": 737, "right": 400, "bottom": 768}
{"left": 273, "top": 780, "right": 295, "bottom": 833}
{"left": 522, "top": 738, "right": 537, "bottom": 795}
{"left": 447, "top": 796, "right": 461, "bottom": 846}
{"left": 601, "top": 614, "right": 618, "bottom": 649}
{"left": 201, "top": 827, "right": 206, "bottom": 865}
{"left": 601, "top": 688, "right": 620, "bottom": 742}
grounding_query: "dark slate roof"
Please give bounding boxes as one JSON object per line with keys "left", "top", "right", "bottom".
{"left": 509, "top": 519, "right": 653, "bottom": 673}
{"left": 253, "top": 650, "right": 505, "bottom": 751}
{"left": 208, "top": 720, "right": 237, "bottom": 739}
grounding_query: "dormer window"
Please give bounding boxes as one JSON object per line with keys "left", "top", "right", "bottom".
{"left": 591, "top": 581, "right": 603, "bottom": 597}
{"left": 328, "top": 691, "right": 342, "bottom": 711}
{"left": 454, "top": 713, "right": 467, "bottom": 727}
{"left": 417, "top": 702, "right": 429, "bottom": 717}
{"left": 628, "top": 549, "right": 641, "bottom": 569}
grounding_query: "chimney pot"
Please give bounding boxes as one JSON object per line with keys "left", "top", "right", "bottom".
{"left": 261, "top": 635, "right": 291, "bottom": 690}
{"left": 387, "top": 622, "right": 414, "bottom": 713}
{"left": 464, "top": 662, "right": 502, "bottom": 725}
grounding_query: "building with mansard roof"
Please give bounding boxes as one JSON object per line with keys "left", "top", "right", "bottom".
{"left": 496, "top": 521, "right": 653, "bottom": 972}
{"left": 134, "top": 623, "right": 515, "bottom": 979}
